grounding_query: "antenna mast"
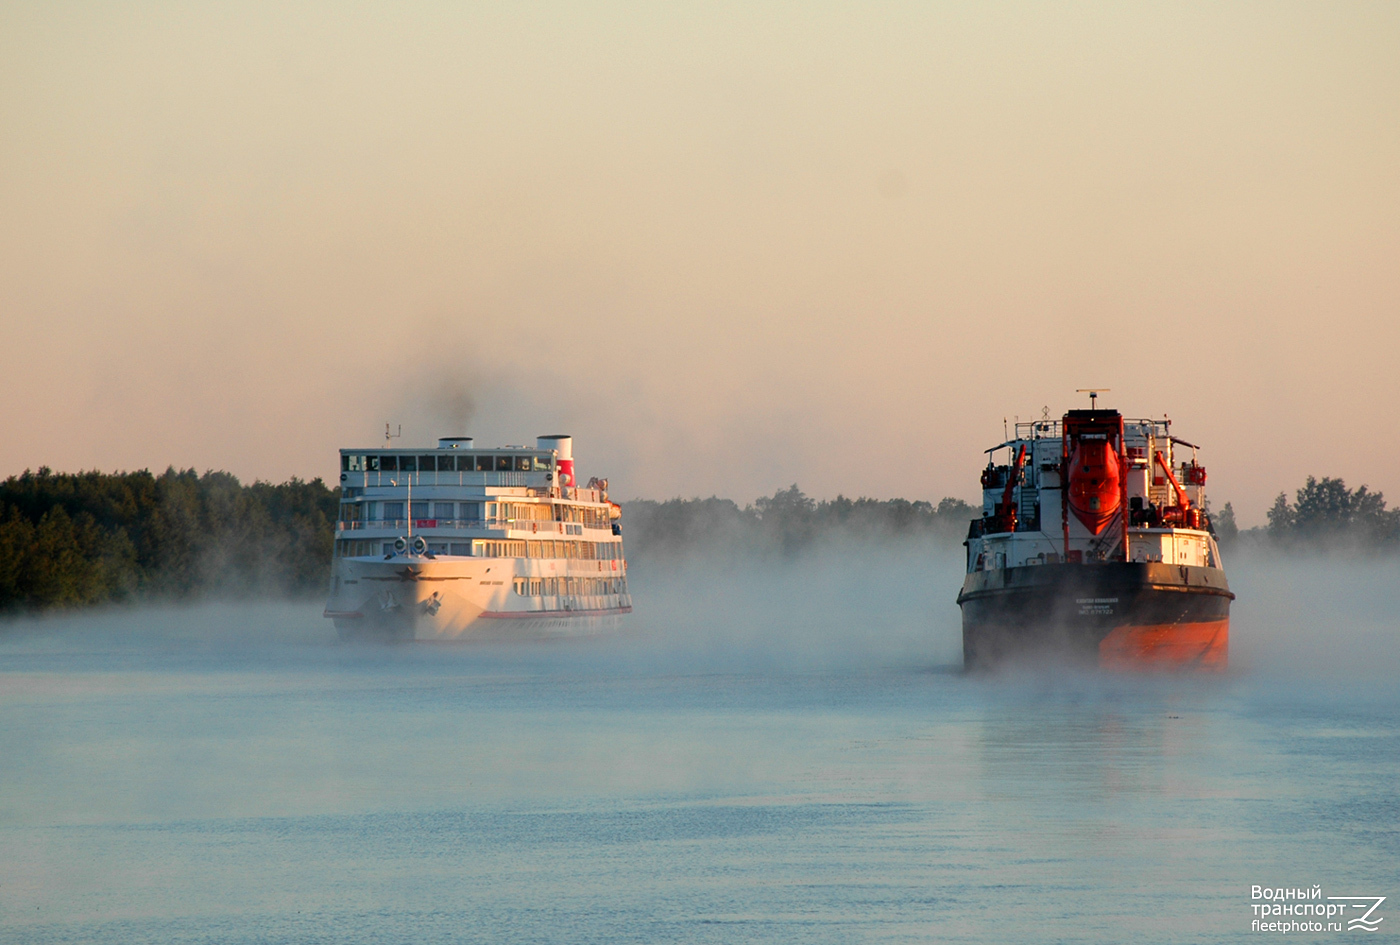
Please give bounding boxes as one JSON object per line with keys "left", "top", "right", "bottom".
{"left": 1076, "top": 388, "right": 1111, "bottom": 409}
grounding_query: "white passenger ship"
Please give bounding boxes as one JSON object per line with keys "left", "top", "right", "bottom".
{"left": 324, "top": 434, "right": 631, "bottom": 640}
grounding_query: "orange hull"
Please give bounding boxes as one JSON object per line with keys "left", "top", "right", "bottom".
{"left": 1098, "top": 619, "right": 1229, "bottom": 671}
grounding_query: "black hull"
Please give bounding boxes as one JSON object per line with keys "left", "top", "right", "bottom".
{"left": 957, "top": 561, "right": 1233, "bottom": 670}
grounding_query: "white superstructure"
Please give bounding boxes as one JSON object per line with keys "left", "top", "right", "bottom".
{"left": 967, "top": 413, "right": 1222, "bottom": 573}
{"left": 957, "top": 404, "right": 1233, "bottom": 671}
{"left": 324, "top": 435, "right": 631, "bottom": 640}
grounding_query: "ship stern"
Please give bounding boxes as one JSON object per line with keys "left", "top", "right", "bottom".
{"left": 958, "top": 561, "right": 1232, "bottom": 671}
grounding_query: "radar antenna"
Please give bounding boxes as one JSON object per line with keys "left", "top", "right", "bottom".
{"left": 1076, "top": 388, "right": 1111, "bottom": 409}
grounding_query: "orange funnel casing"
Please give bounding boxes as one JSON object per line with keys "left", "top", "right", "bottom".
{"left": 1068, "top": 439, "right": 1122, "bottom": 534}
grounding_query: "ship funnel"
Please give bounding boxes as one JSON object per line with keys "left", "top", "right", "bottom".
{"left": 438, "top": 436, "right": 473, "bottom": 449}
{"left": 537, "top": 434, "right": 574, "bottom": 486}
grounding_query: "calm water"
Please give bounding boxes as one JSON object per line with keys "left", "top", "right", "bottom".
{"left": 2, "top": 550, "right": 1397, "bottom": 943}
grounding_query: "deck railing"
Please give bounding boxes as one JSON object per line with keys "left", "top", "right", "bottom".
{"left": 336, "top": 519, "right": 610, "bottom": 533}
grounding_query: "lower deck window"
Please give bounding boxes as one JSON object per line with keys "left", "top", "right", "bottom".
{"left": 335, "top": 539, "right": 383, "bottom": 558}
{"left": 472, "top": 540, "right": 527, "bottom": 558}
{"left": 514, "top": 576, "right": 630, "bottom": 598}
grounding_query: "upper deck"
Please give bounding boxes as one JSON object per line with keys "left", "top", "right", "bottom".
{"left": 341, "top": 447, "right": 561, "bottom": 492}
{"left": 332, "top": 434, "right": 623, "bottom": 559}
{"left": 967, "top": 408, "right": 1219, "bottom": 570}
{"left": 339, "top": 434, "right": 608, "bottom": 504}
{"left": 979, "top": 413, "right": 1206, "bottom": 524}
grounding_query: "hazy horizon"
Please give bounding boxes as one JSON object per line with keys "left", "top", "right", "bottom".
{"left": 3, "top": 3, "right": 1398, "bottom": 527}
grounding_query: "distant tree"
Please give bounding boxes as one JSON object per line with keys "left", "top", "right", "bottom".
{"left": 1213, "top": 502, "right": 1239, "bottom": 545}
{"left": 1267, "top": 492, "right": 1294, "bottom": 539}
{"left": 1258, "top": 476, "right": 1399, "bottom": 549}
{"left": 755, "top": 485, "right": 817, "bottom": 554}
{"left": 0, "top": 468, "right": 338, "bottom": 614}
{"left": 621, "top": 486, "right": 976, "bottom": 561}
{"left": 936, "top": 497, "right": 976, "bottom": 520}
{"left": 0, "top": 507, "right": 35, "bottom": 604}
{"left": 1292, "top": 476, "right": 1353, "bottom": 539}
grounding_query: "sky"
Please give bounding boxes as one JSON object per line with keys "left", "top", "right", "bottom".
{"left": 2, "top": 2, "right": 1397, "bottom": 524}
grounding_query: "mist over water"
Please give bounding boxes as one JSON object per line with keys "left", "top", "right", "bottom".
{"left": 1226, "top": 549, "right": 1400, "bottom": 686}
{"left": 2, "top": 546, "right": 1397, "bottom": 943}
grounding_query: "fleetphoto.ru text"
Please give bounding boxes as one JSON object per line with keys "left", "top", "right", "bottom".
{"left": 1251, "top": 886, "right": 1385, "bottom": 933}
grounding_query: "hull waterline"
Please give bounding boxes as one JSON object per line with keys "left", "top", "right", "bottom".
{"left": 958, "top": 561, "right": 1231, "bottom": 670}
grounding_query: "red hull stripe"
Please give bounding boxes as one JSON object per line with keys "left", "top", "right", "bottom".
{"left": 1099, "top": 619, "right": 1228, "bottom": 670}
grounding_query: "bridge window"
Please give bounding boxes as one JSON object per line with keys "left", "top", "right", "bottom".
{"left": 380, "top": 455, "right": 398, "bottom": 472}
{"left": 399, "top": 455, "right": 416, "bottom": 472}
{"left": 336, "top": 539, "right": 380, "bottom": 557}
{"left": 455, "top": 454, "right": 474, "bottom": 471}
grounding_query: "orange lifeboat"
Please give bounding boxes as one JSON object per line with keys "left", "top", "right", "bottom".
{"left": 1068, "top": 439, "right": 1121, "bottom": 534}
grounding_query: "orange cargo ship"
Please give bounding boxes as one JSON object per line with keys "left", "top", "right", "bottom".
{"left": 957, "top": 396, "right": 1233, "bottom": 670}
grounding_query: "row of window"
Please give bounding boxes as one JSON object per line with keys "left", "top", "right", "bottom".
{"left": 340, "top": 500, "right": 610, "bottom": 528}
{"left": 344, "top": 453, "right": 552, "bottom": 473}
{"left": 512, "top": 577, "right": 628, "bottom": 597}
{"left": 334, "top": 539, "right": 625, "bottom": 560}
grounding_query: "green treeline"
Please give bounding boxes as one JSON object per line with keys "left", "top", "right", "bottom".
{"left": 0, "top": 468, "right": 338, "bottom": 612}
{"left": 620, "top": 486, "right": 976, "bottom": 560}
{"left": 3, "top": 468, "right": 1396, "bottom": 614}
{"left": 1214, "top": 476, "right": 1399, "bottom": 549}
